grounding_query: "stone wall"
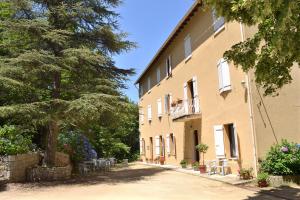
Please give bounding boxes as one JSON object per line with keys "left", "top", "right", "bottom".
{"left": 27, "top": 165, "right": 72, "bottom": 182}
{"left": 2, "top": 153, "right": 40, "bottom": 182}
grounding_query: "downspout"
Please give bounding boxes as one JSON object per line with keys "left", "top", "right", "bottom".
{"left": 239, "top": 23, "right": 258, "bottom": 176}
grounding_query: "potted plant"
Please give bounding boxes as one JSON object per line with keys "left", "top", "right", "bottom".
{"left": 238, "top": 168, "right": 253, "bottom": 180}
{"left": 180, "top": 160, "right": 188, "bottom": 168}
{"left": 196, "top": 143, "right": 209, "bottom": 173}
{"left": 159, "top": 156, "right": 165, "bottom": 165}
{"left": 192, "top": 161, "right": 199, "bottom": 171}
{"left": 257, "top": 172, "right": 269, "bottom": 187}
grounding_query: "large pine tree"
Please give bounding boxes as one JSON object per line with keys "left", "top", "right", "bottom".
{"left": 0, "top": 0, "right": 134, "bottom": 166}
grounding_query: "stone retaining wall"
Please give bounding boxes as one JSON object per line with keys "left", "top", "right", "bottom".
{"left": 27, "top": 165, "right": 72, "bottom": 182}
{"left": 269, "top": 175, "right": 300, "bottom": 187}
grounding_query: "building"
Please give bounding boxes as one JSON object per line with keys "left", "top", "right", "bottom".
{"left": 136, "top": 1, "right": 300, "bottom": 175}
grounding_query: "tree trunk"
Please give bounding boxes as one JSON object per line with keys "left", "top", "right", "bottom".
{"left": 45, "top": 120, "right": 59, "bottom": 167}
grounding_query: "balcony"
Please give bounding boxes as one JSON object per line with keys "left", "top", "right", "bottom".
{"left": 170, "top": 98, "right": 201, "bottom": 122}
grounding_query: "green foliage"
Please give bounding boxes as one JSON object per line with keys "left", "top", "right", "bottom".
{"left": 257, "top": 172, "right": 270, "bottom": 183}
{"left": 0, "top": 0, "right": 135, "bottom": 165}
{"left": 192, "top": 161, "right": 199, "bottom": 168}
{"left": 260, "top": 140, "right": 300, "bottom": 175}
{"left": 57, "top": 130, "right": 85, "bottom": 164}
{"left": 205, "top": 0, "right": 300, "bottom": 95}
{"left": 196, "top": 143, "right": 209, "bottom": 153}
{"left": 0, "top": 125, "right": 33, "bottom": 155}
{"left": 180, "top": 159, "right": 188, "bottom": 168}
{"left": 239, "top": 167, "right": 253, "bottom": 180}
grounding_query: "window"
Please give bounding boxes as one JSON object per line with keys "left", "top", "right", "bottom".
{"left": 184, "top": 35, "right": 192, "bottom": 59}
{"left": 166, "top": 133, "right": 176, "bottom": 156}
{"left": 164, "top": 94, "right": 172, "bottom": 114}
{"left": 212, "top": 8, "right": 225, "bottom": 32}
{"left": 147, "top": 105, "right": 152, "bottom": 121}
{"left": 139, "top": 84, "right": 144, "bottom": 97}
{"left": 140, "top": 109, "right": 144, "bottom": 124}
{"left": 157, "top": 98, "right": 162, "bottom": 117}
{"left": 140, "top": 138, "right": 145, "bottom": 155}
{"left": 156, "top": 67, "right": 161, "bottom": 83}
{"left": 147, "top": 77, "right": 151, "bottom": 91}
{"left": 225, "top": 124, "right": 239, "bottom": 158}
{"left": 155, "top": 136, "right": 160, "bottom": 156}
{"left": 166, "top": 56, "right": 172, "bottom": 77}
{"left": 217, "top": 58, "right": 231, "bottom": 93}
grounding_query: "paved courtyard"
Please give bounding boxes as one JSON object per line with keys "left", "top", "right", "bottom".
{"left": 0, "top": 164, "right": 299, "bottom": 200}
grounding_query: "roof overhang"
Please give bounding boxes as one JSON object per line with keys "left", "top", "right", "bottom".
{"left": 135, "top": 0, "right": 203, "bottom": 84}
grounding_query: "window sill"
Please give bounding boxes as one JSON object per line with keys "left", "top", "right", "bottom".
{"left": 185, "top": 54, "right": 192, "bottom": 63}
{"left": 147, "top": 90, "right": 151, "bottom": 94}
{"left": 157, "top": 83, "right": 160, "bottom": 87}
{"left": 214, "top": 25, "right": 226, "bottom": 37}
{"left": 219, "top": 86, "right": 232, "bottom": 94}
{"left": 166, "top": 74, "right": 172, "bottom": 80}
{"left": 228, "top": 158, "right": 239, "bottom": 161}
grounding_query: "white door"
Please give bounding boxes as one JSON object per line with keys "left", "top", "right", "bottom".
{"left": 213, "top": 125, "right": 225, "bottom": 158}
{"left": 192, "top": 76, "right": 200, "bottom": 113}
{"left": 183, "top": 82, "right": 188, "bottom": 114}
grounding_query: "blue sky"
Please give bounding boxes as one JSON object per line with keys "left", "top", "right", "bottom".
{"left": 114, "top": 0, "right": 195, "bottom": 102}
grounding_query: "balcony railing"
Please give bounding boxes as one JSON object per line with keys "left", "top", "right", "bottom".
{"left": 170, "top": 98, "right": 200, "bottom": 120}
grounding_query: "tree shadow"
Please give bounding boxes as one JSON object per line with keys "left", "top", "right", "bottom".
{"left": 2, "top": 166, "right": 168, "bottom": 191}
{"left": 244, "top": 186, "right": 300, "bottom": 200}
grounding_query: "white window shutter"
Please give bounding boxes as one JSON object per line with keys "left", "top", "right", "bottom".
{"left": 156, "top": 68, "right": 160, "bottom": 83}
{"left": 221, "top": 59, "right": 231, "bottom": 91}
{"left": 184, "top": 35, "right": 192, "bottom": 58}
{"left": 147, "top": 105, "right": 152, "bottom": 121}
{"left": 192, "top": 76, "right": 200, "bottom": 113}
{"left": 155, "top": 136, "right": 160, "bottom": 156}
{"left": 157, "top": 98, "right": 162, "bottom": 117}
{"left": 183, "top": 83, "right": 188, "bottom": 114}
{"left": 217, "top": 60, "right": 223, "bottom": 92}
{"left": 166, "top": 134, "right": 170, "bottom": 155}
{"left": 168, "top": 56, "right": 172, "bottom": 75}
{"left": 164, "top": 95, "right": 169, "bottom": 114}
{"left": 169, "top": 93, "right": 173, "bottom": 113}
{"left": 213, "top": 125, "right": 225, "bottom": 158}
{"left": 140, "top": 109, "right": 144, "bottom": 124}
{"left": 233, "top": 124, "right": 239, "bottom": 159}
{"left": 140, "top": 138, "right": 144, "bottom": 155}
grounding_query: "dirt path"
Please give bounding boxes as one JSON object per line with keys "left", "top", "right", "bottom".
{"left": 0, "top": 164, "right": 298, "bottom": 200}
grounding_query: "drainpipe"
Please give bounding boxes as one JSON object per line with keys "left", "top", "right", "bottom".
{"left": 239, "top": 23, "right": 258, "bottom": 176}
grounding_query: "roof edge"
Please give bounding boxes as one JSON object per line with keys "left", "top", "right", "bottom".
{"left": 135, "top": 0, "right": 202, "bottom": 84}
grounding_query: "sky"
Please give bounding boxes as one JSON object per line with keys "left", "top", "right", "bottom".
{"left": 114, "top": 0, "right": 195, "bottom": 102}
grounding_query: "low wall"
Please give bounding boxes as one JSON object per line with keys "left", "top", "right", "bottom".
{"left": 269, "top": 175, "right": 300, "bottom": 187}
{"left": 0, "top": 152, "right": 71, "bottom": 183}
{"left": 27, "top": 165, "right": 72, "bottom": 182}
{"left": 1, "top": 153, "right": 40, "bottom": 182}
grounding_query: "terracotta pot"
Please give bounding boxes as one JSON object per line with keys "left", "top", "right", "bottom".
{"left": 199, "top": 165, "right": 206, "bottom": 174}
{"left": 159, "top": 156, "right": 165, "bottom": 165}
{"left": 258, "top": 180, "right": 269, "bottom": 188}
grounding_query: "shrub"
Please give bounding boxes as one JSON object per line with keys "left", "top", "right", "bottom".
{"left": 260, "top": 140, "right": 300, "bottom": 175}
{"left": 180, "top": 159, "right": 188, "bottom": 168}
{"left": 257, "top": 172, "right": 270, "bottom": 183}
{"left": 192, "top": 161, "right": 199, "bottom": 168}
{"left": 0, "top": 125, "right": 33, "bottom": 155}
{"left": 239, "top": 167, "right": 253, "bottom": 180}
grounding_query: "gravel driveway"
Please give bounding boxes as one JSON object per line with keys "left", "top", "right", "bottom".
{"left": 0, "top": 164, "right": 298, "bottom": 200}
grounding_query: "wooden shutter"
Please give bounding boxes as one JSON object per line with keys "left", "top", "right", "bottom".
{"left": 166, "top": 134, "right": 170, "bottom": 155}
{"left": 233, "top": 124, "right": 239, "bottom": 159}
{"left": 140, "top": 109, "right": 144, "bottom": 124}
{"left": 184, "top": 35, "right": 192, "bottom": 58}
{"left": 155, "top": 136, "right": 160, "bottom": 156}
{"left": 192, "top": 76, "right": 200, "bottom": 113}
{"left": 147, "top": 105, "right": 152, "bottom": 121}
{"left": 183, "top": 82, "right": 188, "bottom": 114}
{"left": 221, "top": 59, "right": 231, "bottom": 91}
{"left": 217, "top": 60, "right": 223, "bottom": 91}
{"left": 164, "top": 95, "right": 169, "bottom": 114}
{"left": 213, "top": 125, "right": 225, "bottom": 158}
{"left": 156, "top": 68, "right": 160, "bottom": 83}
{"left": 157, "top": 98, "right": 162, "bottom": 117}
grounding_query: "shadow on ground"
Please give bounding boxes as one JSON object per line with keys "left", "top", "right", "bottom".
{"left": 244, "top": 186, "right": 300, "bottom": 200}
{"left": 1, "top": 166, "right": 168, "bottom": 192}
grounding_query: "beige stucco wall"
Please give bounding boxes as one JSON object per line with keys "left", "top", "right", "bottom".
{"left": 243, "top": 25, "right": 300, "bottom": 159}
{"left": 139, "top": 7, "right": 257, "bottom": 173}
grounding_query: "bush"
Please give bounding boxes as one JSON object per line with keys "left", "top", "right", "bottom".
{"left": 257, "top": 172, "right": 270, "bottom": 182}
{"left": 239, "top": 167, "right": 253, "bottom": 180}
{"left": 180, "top": 160, "right": 188, "bottom": 168}
{"left": 0, "top": 125, "right": 33, "bottom": 155}
{"left": 260, "top": 140, "right": 300, "bottom": 175}
{"left": 58, "top": 130, "right": 97, "bottom": 164}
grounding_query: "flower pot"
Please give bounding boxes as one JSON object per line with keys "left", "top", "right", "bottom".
{"left": 193, "top": 167, "right": 199, "bottom": 171}
{"left": 258, "top": 180, "right": 269, "bottom": 188}
{"left": 181, "top": 164, "right": 187, "bottom": 168}
{"left": 199, "top": 165, "right": 206, "bottom": 174}
{"left": 159, "top": 156, "right": 165, "bottom": 165}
